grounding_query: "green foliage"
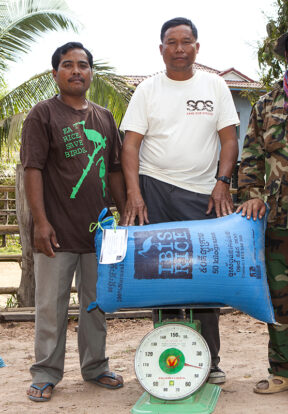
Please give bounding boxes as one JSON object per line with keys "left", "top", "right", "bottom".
{"left": 0, "top": 78, "right": 8, "bottom": 98}
{"left": 0, "top": 0, "right": 80, "bottom": 84}
{"left": 240, "top": 89, "right": 264, "bottom": 106}
{"left": 0, "top": 172, "right": 16, "bottom": 186}
{"left": 0, "top": 161, "right": 16, "bottom": 184}
{"left": 0, "top": 114, "right": 23, "bottom": 160}
{"left": 258, "top": 0, "right": 288, "bottom": 88}
{"left": 0, "top": 72, "right": 56, "bottom": 120}
{"left": 0, "top": 0, "right": 80, "bottom": 153}
{"left": 0, "top": 64, "right": 133, "bottom": 125}
{"left": 0, "top": 235, "right": 21, "bottom": 254}
{"left": 0, "top": 0, "right": 132, "bottom": 174}
{"left": 0, "top": 65, "right": 132, "bottom": 162}
{"left": 89, "top": 64, "right": 133, "bottom": 127}
{"left": 5, "top": 293, "right": 19, "bottom": 308}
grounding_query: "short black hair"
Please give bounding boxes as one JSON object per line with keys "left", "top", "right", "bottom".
{"left": 160, "top": 17, "right": 198, "bottom": 42}
{"left": 51, "top": 42, "right": 93, "bottom": 70}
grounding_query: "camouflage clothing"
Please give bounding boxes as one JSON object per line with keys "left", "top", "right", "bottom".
{"left": 238, "top": 82, "right": 288, "bottom": 228}
{"left": 265, "top": 228, "right": 288, "bottom": 377}
{"left": 238, "top": 83, "right": 288, "bottom": 378}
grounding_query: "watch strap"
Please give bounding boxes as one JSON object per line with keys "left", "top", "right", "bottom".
{"left": 217, "top": 176, "right": 231, "bottom": 184}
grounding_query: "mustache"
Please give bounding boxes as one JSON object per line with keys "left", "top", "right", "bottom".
{"left": 68, "top": 77, "right": 85, "bottom": 83}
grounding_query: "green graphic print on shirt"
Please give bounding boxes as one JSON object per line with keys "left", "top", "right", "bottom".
{"left": 62, "top": 120, "right": 107, "bottom": 199}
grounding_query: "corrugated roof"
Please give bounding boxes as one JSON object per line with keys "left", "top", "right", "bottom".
{"left": 194, "top": 62, "right": 220, "bottom": 74}
{"left": 124, "top": 63, "right": 264, "bottom": 90}
{"left": 226, "top": 80, "right": 264, "bottom": 89}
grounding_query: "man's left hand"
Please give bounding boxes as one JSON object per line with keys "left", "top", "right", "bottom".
{"left": 206, "top": 180, "right": 233, "bottom": 217}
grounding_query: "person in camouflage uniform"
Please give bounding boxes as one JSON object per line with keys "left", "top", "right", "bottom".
{"left": 237, "top": 32, "right": 288, "bottom": 394}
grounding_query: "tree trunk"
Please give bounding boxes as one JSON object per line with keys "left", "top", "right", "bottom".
{"left": 16, "top": 164, "right": 35, "bottom": 307}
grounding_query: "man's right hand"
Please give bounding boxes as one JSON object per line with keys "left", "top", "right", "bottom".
{"left": 122, "top": 192, "right": 149, "bottom": 226}
{"left": 236, "top": 198, "right": 266, "bottom": 221}
{"left": 33, "top": 220, "right": 60, "bottom": 257}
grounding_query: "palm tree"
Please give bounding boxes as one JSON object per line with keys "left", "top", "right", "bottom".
{"left": 0, "top": 0, "right": 80, "bottom": 152}
{"left": 0, "top": 0, "right": 78, "bottom": 84}
{"left": 0, "top": 0, "right": 132, "bottom": 154}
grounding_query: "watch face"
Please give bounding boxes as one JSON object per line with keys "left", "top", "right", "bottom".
{"left": 134, "top": 324, "right": 211, "bottom": 400}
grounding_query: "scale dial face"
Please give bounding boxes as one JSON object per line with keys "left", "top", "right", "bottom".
{"left": 135, "top": 323, "right": 211, "bottom": 400}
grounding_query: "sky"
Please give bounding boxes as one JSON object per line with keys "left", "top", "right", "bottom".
{"left": 6, "top": 0, "right": 276, "bottom": 89}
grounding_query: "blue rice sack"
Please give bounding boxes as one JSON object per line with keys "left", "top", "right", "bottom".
{"left": 88, "top": 209, "right": 275, "bottom": 323}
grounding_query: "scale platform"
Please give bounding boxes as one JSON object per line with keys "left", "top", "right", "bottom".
{"left": 132, "top": 383, "right": 220, "bottom": 414}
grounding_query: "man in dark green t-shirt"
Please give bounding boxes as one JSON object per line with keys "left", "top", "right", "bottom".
{"left": 21, "top": 42, "right": 126, "bottom": 402}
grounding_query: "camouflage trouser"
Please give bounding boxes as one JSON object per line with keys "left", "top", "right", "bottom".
{"left": 265, "top": 227, "right": 288, "bottom": 378}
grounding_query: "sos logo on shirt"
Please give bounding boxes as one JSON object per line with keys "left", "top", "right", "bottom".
{"left": 186, "top": 100, "right": 214, "bottom": 113}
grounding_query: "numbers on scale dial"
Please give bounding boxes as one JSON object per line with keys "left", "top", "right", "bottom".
{"left": 145, "top": 351, "right": 153, "bottom": 357}
{"left": 134, "top": 323, "right": 211, "bottom": 400}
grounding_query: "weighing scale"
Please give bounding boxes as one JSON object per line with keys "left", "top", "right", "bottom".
{"left": 132, "top": 308, "right": 221, "bottom": 414}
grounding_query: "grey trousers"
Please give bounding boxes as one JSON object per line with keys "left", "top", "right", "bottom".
{"left": 30, "top": 252, "right": 108, "bottom": 385}
{"left": 139, "top": 175, "right": 220, "bottom": 366}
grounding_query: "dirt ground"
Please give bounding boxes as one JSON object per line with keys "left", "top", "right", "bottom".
{"left": 1, "top": 262, "right": 288, "bottom": 413}
{"left": 0, "top": 312, "right": 288, "bottom": 414}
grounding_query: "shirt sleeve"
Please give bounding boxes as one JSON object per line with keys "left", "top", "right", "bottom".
{"left": 20, "top": 105, "right": 50, "bottom": 170}
{"left": 238, "top": 102, "right": 266, "bottom": 201}
{"left": 216, "top": 77, "right": 240, "bottom": 131}
{"left": 120, "top": 83, "right": 148, "bottom": 135}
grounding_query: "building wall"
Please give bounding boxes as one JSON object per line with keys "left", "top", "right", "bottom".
{"left": 231, "top": 90, "right": 252, "bottom": 159}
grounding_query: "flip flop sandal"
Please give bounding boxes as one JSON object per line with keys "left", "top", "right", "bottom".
{"left": 89, "top": 371, "right": 123, "bottom": 389}
{"left": 28, "top": 382, "right": 54, "bottom": 402}
{"left": 254, "top": 375, "right": 288, "bottom": 394}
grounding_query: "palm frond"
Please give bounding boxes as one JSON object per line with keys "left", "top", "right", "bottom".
{"left": 0, "top": 0, "right": 80, "bottom": 155}
{"left": 0, "top": 70, "right": 57, "bottom": 119}
{"left": 0, "top": 0, "right": 80, "bottom": 66}
{"left": 89, "top": 61, "right": 133, "bottom": 126}
{"left": 0, "top": 117, "right": 8, "bottom": 155}
{"left": 7, "top": 112, "right": 25, "bottom": 148}
{"left": 0, "top": 68, "right": 8, "bottom": 95}
{"left": 0, "top": 111, "right": 25, "bottom": 157}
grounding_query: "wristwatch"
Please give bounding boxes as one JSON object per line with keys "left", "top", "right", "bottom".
{"left": 217, "top": 176, "right": 231, "bottom": 185}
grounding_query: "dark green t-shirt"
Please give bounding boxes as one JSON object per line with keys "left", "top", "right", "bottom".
{"left": 20, "top": 95, "right": 122, "bottom": 253}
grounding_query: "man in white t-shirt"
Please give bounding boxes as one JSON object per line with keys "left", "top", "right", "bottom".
{"left": 120, "top": 17, "right": 239, "bottom": 384}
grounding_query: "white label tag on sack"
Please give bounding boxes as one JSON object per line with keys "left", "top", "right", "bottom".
{"left": 99, "top": 228, "right": 128, "bottom": 264}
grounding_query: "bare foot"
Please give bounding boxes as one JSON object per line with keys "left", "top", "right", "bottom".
{"left": 254, "top": 375, "right": 288, "bottom": 394}
{"left": 98, "top": 372, "right": 123, "bottom": 387}
{"left": 27, "top": 383, "right": 53, "bottom": 401}
{"left": 256, "top": 378, "right": 283, "bottom": 390}
{"left": 90, "top": 371, "right": 124, "bottom": 389}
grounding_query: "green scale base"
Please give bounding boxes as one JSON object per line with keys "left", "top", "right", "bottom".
{"left": 131, "top": 382, "right": 221, "bottom": 414}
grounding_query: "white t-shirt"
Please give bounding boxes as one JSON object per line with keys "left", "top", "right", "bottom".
{"left": 120, "top": 71, "right": 239, "bottom": 194}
